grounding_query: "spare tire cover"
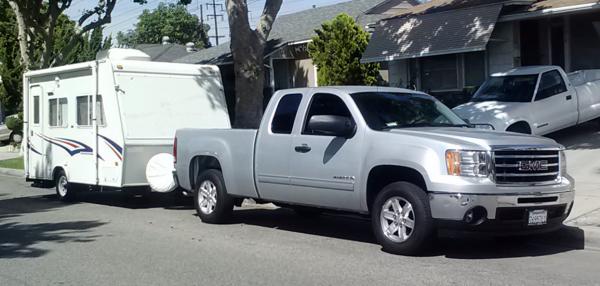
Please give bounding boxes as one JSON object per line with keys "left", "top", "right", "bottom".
{"left": 146, "top": 153, "right": 177, "bottom": 193}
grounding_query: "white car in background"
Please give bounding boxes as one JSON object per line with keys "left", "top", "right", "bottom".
{"left": 0, "top": 106, "right": 11, "bottom": 143}
{"left": 0, "top": 106, "right": 20, "bottom": 144}
{"left": 453, "top": 66, "right": 600, "bottom": 135}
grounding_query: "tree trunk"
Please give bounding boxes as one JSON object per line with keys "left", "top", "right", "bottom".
{"left": 7, "top": 1, "right": 31, "bottom": 70}
{"left": 226, "top": 0, "right": 282, "bottom": 129}
{"left": 231, "top": 35, "right": 265, "bottom": 128}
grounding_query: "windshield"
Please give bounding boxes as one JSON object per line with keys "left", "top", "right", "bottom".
{"left": 471, "top": 75, "right": 538, "bottom": 102}
{"left": 350, "top": 92, "right": 467, "bottom": 131}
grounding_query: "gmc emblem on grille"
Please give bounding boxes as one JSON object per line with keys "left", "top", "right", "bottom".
{"left": 518, "top": 160, "right": 548, "bottom": 171}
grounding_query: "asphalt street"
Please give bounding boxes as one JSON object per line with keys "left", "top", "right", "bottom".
{"left": 0, "top": 174, "right": 599, "bottom": 286}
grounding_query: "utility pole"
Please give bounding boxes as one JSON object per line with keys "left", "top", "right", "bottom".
{"left": 206, "top": 0, "right": 225, "bottom": 46}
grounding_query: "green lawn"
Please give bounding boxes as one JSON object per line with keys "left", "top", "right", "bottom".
{"left": 0, "top": 157, "right": 24, "bottom": 170}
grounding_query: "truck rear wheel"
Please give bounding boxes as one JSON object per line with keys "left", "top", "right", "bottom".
{"left": 371, "top": 182, "right": 434, "bottom": 255}
{"left": 55, "top": 170, "right": 78, "bottom": 202}
{"left": 194, "top": 169, "right": 234, "bottom": 224}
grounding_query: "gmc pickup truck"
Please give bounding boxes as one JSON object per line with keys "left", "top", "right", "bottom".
{"left": 174, "top": 86, "right": 574, "bottom": 255}
{"left": 454, "top": 66, "right": 600, "bottom": 135}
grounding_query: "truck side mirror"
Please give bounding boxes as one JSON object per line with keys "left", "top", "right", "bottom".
{"left": 307, "top": 115, "right": 356, "bottom": 138}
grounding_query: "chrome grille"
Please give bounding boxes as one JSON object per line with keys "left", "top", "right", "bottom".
{"left": 493, "top": 150, "right": 560, "bottom": 185}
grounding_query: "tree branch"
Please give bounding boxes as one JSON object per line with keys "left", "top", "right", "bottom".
{"left": 53, "top": 0, "right": 117, "bottom": 66}
{"left": 255, "top": 0, "right": 282, "bottom": 43}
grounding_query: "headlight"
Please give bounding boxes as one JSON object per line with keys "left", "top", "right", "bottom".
{"left": 560, "top": 150, "right": 567, "bottom": 176}
{"left": 446, "top": 150, "right": 490, "bottom": 177}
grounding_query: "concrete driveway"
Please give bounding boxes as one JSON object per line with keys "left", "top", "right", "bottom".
{"left": 547, "top": 121, "right": 600, "bottom": 220}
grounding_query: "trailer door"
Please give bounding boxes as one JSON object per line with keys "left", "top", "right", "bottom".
{"left": 27, "top": 86, "right": 48, "bottom": 179}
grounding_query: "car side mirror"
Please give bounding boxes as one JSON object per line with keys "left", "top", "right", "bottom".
{"left": 307, "top": 115, "right": 356, "bottom": 138}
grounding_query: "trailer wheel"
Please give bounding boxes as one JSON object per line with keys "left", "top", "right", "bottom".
{"left": 194, "top": 169, "right": 233, "bottom": 224}
{"left": 371, "top": 182, "right": 434, "bottom": 256}
{"left": 55, "top": 170, "right": 77, "bottom": 202}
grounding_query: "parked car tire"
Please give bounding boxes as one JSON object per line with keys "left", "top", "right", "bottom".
{"left": 9, "top": 132, "right": 23, "bottom": 144}
{"left": 371, "top": 182, "right": 434, "bottom": 256}
{"left": 194, "top": 169, "right": 234, "bottom": 224}
{"left": 55, "top": 170, "right": 78, "bottom": 202}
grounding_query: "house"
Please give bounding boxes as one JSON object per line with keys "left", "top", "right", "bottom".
{"left": 361, "top": 0, "right": 600, "bottom": 106}
{"left": 175, "top": 0, "right": 411, "bottom": 109}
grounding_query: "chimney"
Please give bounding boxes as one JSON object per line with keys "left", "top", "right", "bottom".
{"left": 186, "top": 42, "right": 197, "bottom": 52}
{"left": 162, "top": 36, "right": 171, "bottom": 45}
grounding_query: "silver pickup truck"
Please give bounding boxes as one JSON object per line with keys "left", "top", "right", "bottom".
{"left": 174, "top": 86, "right": 574, "bottom": 255}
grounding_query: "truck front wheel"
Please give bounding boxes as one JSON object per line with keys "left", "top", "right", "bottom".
{"left": 371, "top": 182, "right": 434, "bottom": 255}
{"left": 194, "top": 169, "right": 234, "bottom": 224}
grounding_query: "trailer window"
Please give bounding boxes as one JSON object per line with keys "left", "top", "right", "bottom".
{"left": 77, "top": 95, "right": 106, "bottom": 126}
{"left": 33, "top": 96, "right": 40, "bottom": 124}
{"left": 96, "top": 95, "right": 105, "bottom": 126}
{"left": 49, "top": 98, "right": 68, "bottom": 127}
{"left": 77, "top": 96, "right": 92, "bottom": 126}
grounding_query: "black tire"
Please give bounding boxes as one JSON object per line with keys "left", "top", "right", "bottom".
{"left": 194, "top": 169, "right": 234, "bottom": 224}
{"left": 9, "top": 132, "right": 23, "bottom": 144}
{"left": 371, "top": 182, "right": 435, "bottom": 256}
{"left": 55, "top": 170, "right": 78, "bottom": 202}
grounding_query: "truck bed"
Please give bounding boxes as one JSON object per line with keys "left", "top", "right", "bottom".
{"left": 175, "top": 128, "right": 259, "bottom": 198}
{"left": 569, "top": 70, "right": 600, "bottom": 123}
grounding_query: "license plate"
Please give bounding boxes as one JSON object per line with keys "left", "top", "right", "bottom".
{"left": 528, "top": 209, "right": 548, "bottom": 226}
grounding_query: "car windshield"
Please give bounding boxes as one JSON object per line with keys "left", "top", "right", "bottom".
{"left": 350, "top": 92, "right": 467, "bottom": 131}
{"left": 471, "top": 75, "right": 538, "bottom": 102}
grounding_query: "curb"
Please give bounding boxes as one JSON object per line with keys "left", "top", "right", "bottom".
{"left": 0, "top": 167, "right": 24, "bottom": 178}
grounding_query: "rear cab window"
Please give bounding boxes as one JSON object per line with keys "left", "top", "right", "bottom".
{"left": 271, "top": 93, "right": 302, "bottom": 134}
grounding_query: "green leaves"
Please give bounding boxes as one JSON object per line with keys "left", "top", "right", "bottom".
{"left": 308, "top": 13, "right": 380, "bottom": 86}
{"left": 121, "top": 3, "right": 209, "bottom": 48}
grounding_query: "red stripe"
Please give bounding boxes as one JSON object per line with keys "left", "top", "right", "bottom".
{"left": 53, "top": 138, "right": 79, "bottom": 148}
{"left": 108, "top": 145, "right": 123, "bottom": 161}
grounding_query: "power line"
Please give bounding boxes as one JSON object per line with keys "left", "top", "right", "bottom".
{"left": 205, "top": 0, "right": 226, "bottom": 46}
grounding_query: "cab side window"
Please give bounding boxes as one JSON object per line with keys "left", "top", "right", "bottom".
{"left": 303, "top": 93, "right": 353, "bottom": 135}
{"left": 536, "top": 70, "right": 567, "bottom": 101}
{"left": 271, "top": 93, "right": 302, "bottom": 134}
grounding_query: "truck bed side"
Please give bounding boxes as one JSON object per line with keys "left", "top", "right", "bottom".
{"left": 175, "top": 128, "right": 259, "bottom": 198}
{"left": 568, "top": 70, "right": 600, "bottom": 123}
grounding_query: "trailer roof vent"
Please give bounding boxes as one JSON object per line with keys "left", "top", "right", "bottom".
{"left": 96, "top": 48, "right": 151, "bottom": 62}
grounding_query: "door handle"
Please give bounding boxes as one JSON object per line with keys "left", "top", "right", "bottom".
{"left": 566, "top": 95, "right": 572, "bottom": 100}
{"left": 294, "top": 144, "right": 311, "bottom": 153}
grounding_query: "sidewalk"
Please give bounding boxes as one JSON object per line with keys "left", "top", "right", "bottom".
{"left": 0, "top": 144, "right": 21, "bottom": 161}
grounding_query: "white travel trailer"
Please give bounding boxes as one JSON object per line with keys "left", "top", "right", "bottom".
{"left": 23, "top": 49, "right": 231, "bottom": 200}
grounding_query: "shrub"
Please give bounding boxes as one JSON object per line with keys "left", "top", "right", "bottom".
{"left": 5, "top": 114, "right": 23, "bottom": 132}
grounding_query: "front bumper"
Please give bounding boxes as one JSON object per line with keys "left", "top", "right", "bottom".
{"left": 428, "top": 189, "right": 574, "bottom": 233}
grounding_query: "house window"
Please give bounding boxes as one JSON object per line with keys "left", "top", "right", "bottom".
{"left": 464, "top": 52, "right": 486, "bottom": 88}
{"left": 49, "top": 98, "right": 68, "bottom": 127}
{"left": 420, "top": 54, "right": 459, "bottom": 91}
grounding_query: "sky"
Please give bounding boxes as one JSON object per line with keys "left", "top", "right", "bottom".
{"left": 65, "top": 0, "right": 352, "bottom": 46}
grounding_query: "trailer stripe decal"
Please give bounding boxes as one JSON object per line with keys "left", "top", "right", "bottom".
{"left": 97, "top": 134, "right": 123, "bottom": 154}
{"left": 38, "top": 134, "right": 93, "bottom": 156}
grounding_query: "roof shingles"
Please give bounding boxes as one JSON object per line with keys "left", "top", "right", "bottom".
{"left": 175, "top": 0, "right": 387, "bottom": 65}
